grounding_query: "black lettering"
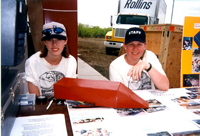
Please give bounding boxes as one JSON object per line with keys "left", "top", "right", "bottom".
{"left": 124, "top": 0, "right": 132, "bottom": 8}
{"left": 145, "top": 2, "right": 152, "bottom": 9}
{"left": 135, "top": 0, "right": 141, "bottom": 9}
{"left": 140, "top": 2, "right": 147, "bottom": 9}
{"left": 123, "top": 0, "right": 153, "bottom": 9}
{"left": 130, "top": 1, "right": 136, "bottom": 8}
{"left": 138, "top": 0, "right": 143, "bottom": 9}
{"left": 135, "top": 0, "right": 139, "bottom": 8}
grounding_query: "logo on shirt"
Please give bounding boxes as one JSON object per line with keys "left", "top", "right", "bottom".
{"left": 128, "top": 71, "right": 151, "bottom": 90}
{"left": 39, "top": 71, "right": 65, "bottom": 96}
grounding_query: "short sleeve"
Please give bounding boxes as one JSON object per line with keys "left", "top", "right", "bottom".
{"left": 65, "top": 55, "right": 77, "bottom": 78}
{"left": 24, "top": 57, "right": 39, "bottom": 88}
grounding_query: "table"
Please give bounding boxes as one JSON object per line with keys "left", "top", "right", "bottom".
{"left": 17, "top": 100, "right": 73, "bottom": 136}
{"left": 67, "top": 89, "right": 200, "bottom": 135}
{"left": 16, "top": 88, "right": 200, "bottom": 135}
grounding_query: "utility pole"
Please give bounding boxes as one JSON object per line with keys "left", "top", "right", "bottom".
{"left": 170, "top": 0, "right": 175, "bottom": 24}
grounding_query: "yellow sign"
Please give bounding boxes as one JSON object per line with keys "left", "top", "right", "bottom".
{"left": 181, "top": 16, "right": 200, "bottom": 88}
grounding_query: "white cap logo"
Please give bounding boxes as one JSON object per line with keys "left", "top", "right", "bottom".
{"left": 129, "top": 30, "right": 141, "bottom": 35}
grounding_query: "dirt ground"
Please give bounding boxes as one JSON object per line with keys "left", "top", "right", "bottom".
{"left": 78, "top": 37, "right": 119, "bottom": 79}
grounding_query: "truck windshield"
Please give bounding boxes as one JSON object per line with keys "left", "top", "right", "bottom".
{"left": 116, "top": 15, "right": 148, "bottom": 25}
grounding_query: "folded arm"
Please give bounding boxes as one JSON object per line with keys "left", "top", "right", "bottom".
{"left": 128, "top": 61, "right": 169, "bottom": 91}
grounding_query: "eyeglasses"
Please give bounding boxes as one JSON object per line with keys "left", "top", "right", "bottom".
{"left": 42, "top": 27, "right": 65, "bottom": 35}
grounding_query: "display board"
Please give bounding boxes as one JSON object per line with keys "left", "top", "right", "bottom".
{"left": 181, "top": 16, "right": 200, "bottom": 88}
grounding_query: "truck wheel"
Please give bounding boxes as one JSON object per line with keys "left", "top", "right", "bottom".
{"left": 106, "top": 47, "right": 113, "bottom": 55}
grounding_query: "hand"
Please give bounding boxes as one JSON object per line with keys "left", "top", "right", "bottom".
{"left": 27, "top": 82, "right": 40, "bottom": 96}
{"left": 127, "top": 61, "right": 150, "bottom": 81}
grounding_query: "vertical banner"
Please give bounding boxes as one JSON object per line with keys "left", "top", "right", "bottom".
{"left": 181, "top": 16, "right": 200, "bottom": 88}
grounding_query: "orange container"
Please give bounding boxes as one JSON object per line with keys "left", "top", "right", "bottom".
{"left": 54, "top": 78, "right": 149, "bottom": 108}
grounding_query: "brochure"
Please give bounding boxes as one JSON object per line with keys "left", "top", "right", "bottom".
{"left": 10, "top": 114, "right": 67, "bottom": 136}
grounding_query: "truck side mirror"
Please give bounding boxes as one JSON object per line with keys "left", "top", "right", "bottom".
{"left": 156, "top": 18, "right": 159, "bottom": 24}
{"left": 110, "top": 15, "right": 113, "bottom": 26}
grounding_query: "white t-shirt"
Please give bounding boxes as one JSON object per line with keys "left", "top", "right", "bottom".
{"left": 24, "top": 51, "right": 77, "bottom": 97}
{"left": 109, "top": 50, "right": 166, "bottom": 91}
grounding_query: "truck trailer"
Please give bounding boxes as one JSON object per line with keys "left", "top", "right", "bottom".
{"left": 104, "top": 0, "right": 167, "bottom": 54}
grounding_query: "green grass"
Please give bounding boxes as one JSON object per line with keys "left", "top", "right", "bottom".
{"left": 78, "top": 23, "right": 112, "bottom": 38}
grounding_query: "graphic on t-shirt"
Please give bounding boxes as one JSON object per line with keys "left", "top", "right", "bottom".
{"left": 39, "top": 71, "right": 65, "bottom": 96}
{"left": 128, "top": 71, "right": 151, "bottom": 90}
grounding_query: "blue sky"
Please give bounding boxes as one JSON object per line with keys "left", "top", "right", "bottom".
{"left": 78, "top": 0, "right": 200, "bottom": 28}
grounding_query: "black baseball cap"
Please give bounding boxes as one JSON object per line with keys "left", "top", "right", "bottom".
{"left": 125, "top": 27, "right": 146, "bottom": 44}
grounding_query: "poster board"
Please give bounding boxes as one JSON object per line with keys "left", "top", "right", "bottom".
{"left": 181, "top": 16, "right": 200, "bottom": 88}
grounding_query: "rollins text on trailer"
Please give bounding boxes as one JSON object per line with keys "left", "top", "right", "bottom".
{"left": 104, "top": 0, "right": 167, "bottom": 54}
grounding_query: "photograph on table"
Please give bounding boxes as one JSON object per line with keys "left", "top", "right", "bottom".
{"left": 192, "top": 119, "right": 200, "bottom": 127}
{"left": 68, "top": 108, "right": 118, "bottom": 136}
{"left": 71, "top": 117, "right": 112, "bottom": 136}
{"left": 183, "top": 37, "right": 193, "bottom": 50}
{"left": 147, "top": 131, "right": 173, "bottom": 136}
{"left": 173, "top": 131, "right": 200, "bottom": 136}
{"left": 144, "top": 105, "right": 168, "bottom": 113}
{"left": 176, "top": 98, "right": 200, "bottom": 110}
{"left": 171, "top": 87, "right": 200, "bottom": 113}
{"left": 183, "top": 74, "right": 199, "bottom": 87}
{"left": 186, "top": 87, "right": 200, "bottom": 99}
{"left": 192, "top": 48, "right": 200, "bottom": 73}
{"left": 190, "top": 109, "right": 200, "bottom": 116}
{"left": 144, "top": 99, "right": 168, "bottom": 113}
{"left": 184, "top": 87, "right": 200, "bottom": 113}
{"left": 115, "top": 108, "right": 145, "bottom": 117}
{"left": 115, "top": 99, "right": 168, "bottom": 115}
{"left": 65, "top": 100, "right": 96, "bottom": 108}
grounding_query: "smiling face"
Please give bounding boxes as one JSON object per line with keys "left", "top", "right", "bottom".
{"left": 123, "top": 41, "right": 147, "bottom": 65}
{"left": 44, "top": 38, "right": 68, "bottom": 57}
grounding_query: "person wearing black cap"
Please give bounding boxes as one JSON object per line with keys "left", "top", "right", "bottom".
{"left": 24, "top": 21, "right": 77, "bottom": 97}
{"left": 109, "top": 27, "right": 169, "bottom": 91}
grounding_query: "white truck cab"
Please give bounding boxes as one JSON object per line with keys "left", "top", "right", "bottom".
{"left": 104, "top": 0, "right": 166, "bottom": 54}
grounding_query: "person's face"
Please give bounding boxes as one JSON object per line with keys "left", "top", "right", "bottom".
{"left": 123, "top": 41, "right": 146, "bottom": 62}
{"left": 44, "top": 38, "right": 68, "bottom": 57}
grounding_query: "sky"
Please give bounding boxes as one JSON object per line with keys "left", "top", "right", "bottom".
{"left": 77, "top": 0, "right": 200, "bottom": 28}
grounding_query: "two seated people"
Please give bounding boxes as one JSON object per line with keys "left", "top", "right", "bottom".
{"left": 24, "top": 22, "right": 169, "bottom": 99}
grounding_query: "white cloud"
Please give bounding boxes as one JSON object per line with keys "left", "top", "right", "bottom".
{"left": 166, "top": 0, "right": 200, "bottom": 24}
{"left": 78, "top": 0, "right": 118, "bottom": 28}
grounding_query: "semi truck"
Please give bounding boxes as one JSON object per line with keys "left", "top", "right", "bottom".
{"left": 104, "top": 0, "right": 167, "bottom": 54}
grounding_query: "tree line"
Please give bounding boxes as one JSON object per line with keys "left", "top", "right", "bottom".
{"left": 78, "top": 23, "right": 112, "bottom": 38}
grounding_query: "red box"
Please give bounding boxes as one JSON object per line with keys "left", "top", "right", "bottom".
{"left": 54, "top": 78, "right": 149, "bottom": 108}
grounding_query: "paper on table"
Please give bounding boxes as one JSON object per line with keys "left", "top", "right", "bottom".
{"left": 133, "top": 90, "right": 156, "bottom": 100}
{"left": 68, "top": 108, "right": 116, "bottom": 135}
{"left": 134, "top": 88, "right": 190, "bottom": 100}
{"left": 10, "top": 114, "right": 67, "bottom": 136}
